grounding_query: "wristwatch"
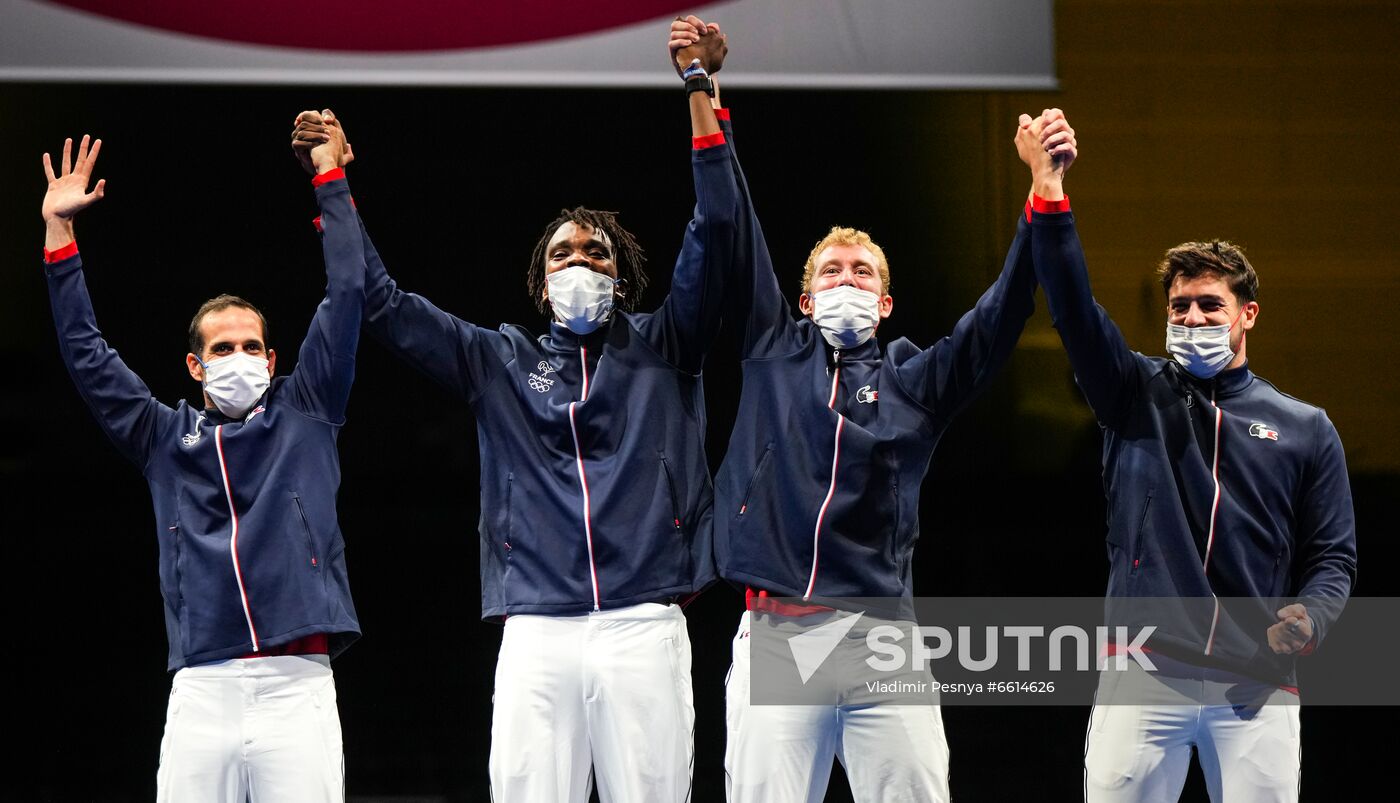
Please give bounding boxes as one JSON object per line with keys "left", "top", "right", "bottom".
{"left": 685, "top": 74, "right": 715, "bottom": 98}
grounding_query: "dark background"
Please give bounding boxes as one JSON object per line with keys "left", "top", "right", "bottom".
{"left": 3, "top": 2, "right": 1397, "bottom": 801}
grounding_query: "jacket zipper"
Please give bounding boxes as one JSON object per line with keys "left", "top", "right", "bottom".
{"left": 804, "top": 349, "right": 845, "bottom": 600}
{"left": 660, "top": 454, "right": 683, "bottom": 531}
{"left": 291, "top": 492, "right": 319, "bottom": 568}
{"left": 737, "top": 447, "right": 773, "bottom": 516}
{"left": 214, "top": 425, "right": 260, "bottom": 652}
{"left": 567, "top": 345, "right": 602, "bottom": 611}
{"left": 1203, "top": 386, "right": 1224, "bottom": 656}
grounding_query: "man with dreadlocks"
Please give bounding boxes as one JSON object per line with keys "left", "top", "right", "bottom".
{"left": 289, "top": 28, "right": 735, "bottom": 803}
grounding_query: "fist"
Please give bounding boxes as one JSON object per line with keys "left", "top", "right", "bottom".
{"left": 291, "top": 109, "right": 355, "bottom": 175}
{"left": 1267, "top": 603, "right": 1314, "bottom": 655}
{"left": 670, "top": 15, "right": 727, "bottom": 75}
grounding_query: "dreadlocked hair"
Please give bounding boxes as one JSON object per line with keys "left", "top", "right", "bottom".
{"left": 527, "top": 207, "right": 648, "bottom": 315}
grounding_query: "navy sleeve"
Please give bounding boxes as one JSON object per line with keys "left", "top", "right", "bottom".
{"left": 1030, "top": 210, "right": 1140, "bottom": 427}
{"left": 282, "top": 176, "right": 366, "bottom": 422}
{"left": 719, "top": 114, "right": 804, "bottom": 358}
{"left": 1293, "top": 410, "right": 1357, "bottom": 651}
{"left": 634, "top": 139, "right": 740, "bottom": 372}
{"left": 359, "top": 209, "right": 506, "bottom": 403}
{"left": 893, "top": 214, "right": 1038, "bottom": 419}
{"left": 46, "top": 253, "right": 176, "bottom": 468}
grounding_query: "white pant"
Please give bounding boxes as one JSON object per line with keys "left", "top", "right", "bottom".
{"left": 725, "top": 610, "right": 951, "bottom": 803}
{"left": 156, "top": 655, "right": 343, "bottom": 803}
{"left": 489, "top": 602, "right": 695, "bottom": 803}
{"left": 1084, "top": 660, "right": 1301, "bottom": 803}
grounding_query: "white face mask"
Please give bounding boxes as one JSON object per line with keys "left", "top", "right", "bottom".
{"left": 811, "top": 285, "right": 881, "bottom": 349}
{"left": 546, "top": 266, "right": 617, "bottom": 335}
{"left": 198, "top": 352, "right": 270, "bottom": 418}
{"left": 1165, "top": 313, "right": 1241, "bottom": 379}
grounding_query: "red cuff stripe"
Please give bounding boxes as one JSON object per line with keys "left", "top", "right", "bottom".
{"left": 714, "top": 108, "right": 731, "bottom": 121}
{"left": 44, "top": 241, "right": 79, "bottom": 263}
{"left": 311, "top": 167, "right": 345, "bottom": 187}
{"left": 1031, "top": 193, "right": 1071, "bottom": 214}
{"left": 692, "top": 131, "right": 727, "bottom": 150}
{"left": 312, "top": 216, "right": 324, "bottom": 233}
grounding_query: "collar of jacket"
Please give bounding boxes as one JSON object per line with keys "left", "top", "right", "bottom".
{"left": 827, "top": 335, "right": 882, "bottom": 366}
{"left": 544, "top": 318, "right": 612, "bottom": 350}
{"left": 201, "top": 388, "right": 272, "bottom": 424}
{"left": 1178, "top": 361, "right": 1254, "bottom": 398}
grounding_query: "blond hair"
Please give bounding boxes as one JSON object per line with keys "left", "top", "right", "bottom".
{"left": 800, "top": 227, "right": 891, "bottom": 295}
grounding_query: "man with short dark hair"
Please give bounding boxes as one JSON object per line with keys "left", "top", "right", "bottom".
{"left": 288, "top": 28, "right": 736, "bottom": 802}
{"left": 42, "top": 120, "right": 366, "bottom": 802}
{"left": 1022, "top": 109, "right": 1356, "bottom": 803}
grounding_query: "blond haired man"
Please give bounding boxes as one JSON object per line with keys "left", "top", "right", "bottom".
{"left": 668, "top": 16, "right": 1077, "bottom": 800}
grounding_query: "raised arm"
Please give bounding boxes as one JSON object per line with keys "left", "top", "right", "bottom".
{"left": 291, "top": 112, "right": 505, "bottom": 403}
{"left": 669, "top": 15, "right": 800, "bottom": 359}
{"left": 1024, "top": 109, "right": 1140, "bottom": 426}
{"left": 42, "top": 135, "right": 174, "bottom": 466}
{"left": 280, "top": 110, "right": 366, "bottom": 422}
{"left": 890, "top": 115, "right": 1064, "bottom": 418}
{"left": 634, "top": 18, "right": 740, "bottom": 371}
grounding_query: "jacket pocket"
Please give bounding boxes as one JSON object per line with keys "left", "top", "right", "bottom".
{"left": 735, "top": 445, "right": 774, "bottom": 518}
{"left": 1269, "top": 546, "right": 1289, "bottom": 600}
{"left": 503, "top": 472, "right": 515, "bottom": 559}
{"left": 1129, "top": 489, "right": 1153, "bottom": 577}
{"left": 659, "top": 454, "right": 683, "bottom": 533}
{"left": 888, "top": 476, "right": 903, "bottom": 573}
{"left": 168, "top": 520, "right": 187, "bottom": 608}
{"left": 291, "top": 492, "right": 319, "bottom": 570}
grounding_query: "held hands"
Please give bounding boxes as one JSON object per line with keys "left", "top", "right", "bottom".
{"left": 1267, "top": 603, "right": 1315, "bottom": 655}
{"left": 290, "top": 109, "right": 354, "bottom": 176}
{"left": 1015, "top": 107, "right": 1076, "bottom": 200}
{"left": 42, "top": 135, "right": 105, "bottom": 223}
{"left": 669, "top": 14, "right": 727, "bottom": 76}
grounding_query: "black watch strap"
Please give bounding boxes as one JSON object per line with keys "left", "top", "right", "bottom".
{"left": 684, "top": 75, "right": 716, "bottom": 97}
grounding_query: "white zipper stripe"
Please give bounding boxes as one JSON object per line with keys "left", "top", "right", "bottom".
{"left": 579, "top": 344, "right": 590, "bottom": 402}
{"left": 804, "top": 363, "right": 844, "bottom": 601}
{"left": 1202, "top": 406, "right": 1224, "bottom": 573}
{"left": 214, "top": 425, "right": 259, "bottom": 652}
{"left": 1205, "top": 597, "right": 1222, "bottom": 657}
{"left": 569, "top": 345, "right": 601, "bottom": 611}
{"left": 1202, "top": 389, "right": 1223, "bottom": 656}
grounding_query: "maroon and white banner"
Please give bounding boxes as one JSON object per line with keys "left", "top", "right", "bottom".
{"left": 0, "top": 0, "right": 1056, "bottom": 88}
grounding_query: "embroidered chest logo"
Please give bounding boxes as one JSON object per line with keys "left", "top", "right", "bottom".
{"left": 244, "top": 405, "right": 265, "bottom": 423}
{"left": 856, "top": 385, "right": 879, "bottom": 404}
{"left": 1248, "top": 421, "right": 1280, "bottom": 441}
{"left": 181, "top": 413, "right": 207, "bottom": 447}
{"left": 528, "top": 360, "right": 557, "bottom": 393}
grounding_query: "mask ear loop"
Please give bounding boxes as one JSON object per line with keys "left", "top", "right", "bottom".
{"left": 1227, "top": 304, "right": 1247, "bottom": 354}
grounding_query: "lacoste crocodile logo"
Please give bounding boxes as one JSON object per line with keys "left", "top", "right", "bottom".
{"left": 1248, "top": 422, "right": 1279, "bottom": 441}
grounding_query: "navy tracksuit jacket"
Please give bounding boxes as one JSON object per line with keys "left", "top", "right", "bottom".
{"left": 711, "top": 111, "right": 1040, "bottom": 613}
{"left": 1030, "top": 206, "right": 1357, "bottom": 685}
{"left": 358, "top": 139, "right": 738, "bottom": 618}
{"left": 46, "top": 175, "right": 365, "bottom": 670}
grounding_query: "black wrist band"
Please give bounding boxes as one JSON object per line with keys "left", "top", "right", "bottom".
{"left": 685, "top": 75, "right": 715, "bottom": 98}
